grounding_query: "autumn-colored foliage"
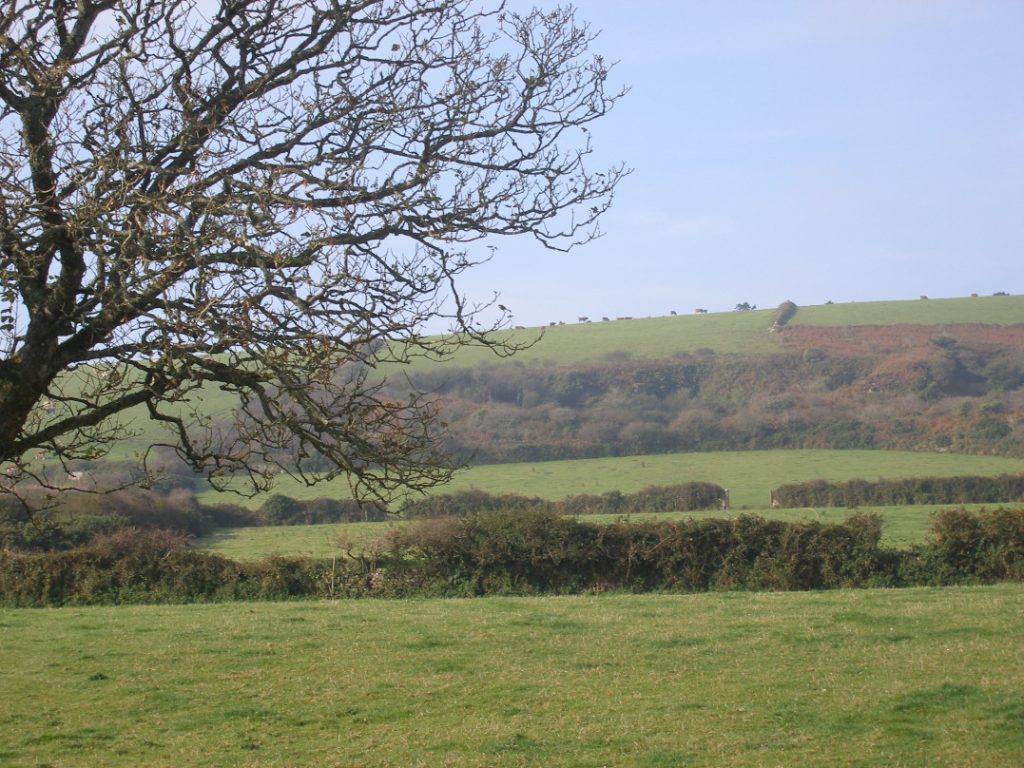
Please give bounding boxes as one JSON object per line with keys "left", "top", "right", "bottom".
{"left": 409, "top": 324, "right": 1024, "bottom": 462}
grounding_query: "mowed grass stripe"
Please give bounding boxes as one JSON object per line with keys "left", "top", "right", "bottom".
{"left": 2, "top": 586, "right": 1022, "bottom": 767}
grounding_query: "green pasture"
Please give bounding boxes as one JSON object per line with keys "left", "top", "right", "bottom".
{"left": 199, "top": 449, "right": 1024, "bottom": 512}
{"left": 2, "top": 586, "right": 1022, "bottom": 767}
{"left": 193, "top": 521, "right": 403, "bottom": 561}
{"left": 790, "top": 294, "right": 1024, "bottom": 327}
{"left": 440, "top": 450, "right": 1024, "bottom": 510}
{"left": 386, "top": 293, "right": 1024, "bottom": 373}
{"left": 387, "top": 307, "right": 783, "bottom": 373}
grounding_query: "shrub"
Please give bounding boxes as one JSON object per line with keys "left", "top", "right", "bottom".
{"left": 260, "top": 494, "right": 388, "bottom": 525}
{"left": 384, "top": 510, "right": 590, "bottom": 594}
{"left": 398, "top": 490, "right": 550, "bottom": 518}
{"left": 924, "top": 507, "right": 1024, "bottom": 583}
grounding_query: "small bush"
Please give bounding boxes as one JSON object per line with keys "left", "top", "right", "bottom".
{"left": 923, "top": 507, "right": 1024, "bottom": 583}
{"left": 260, "top": 494, "right": 388, "bottom": 525}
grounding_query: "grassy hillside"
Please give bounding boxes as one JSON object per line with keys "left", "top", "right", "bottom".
{"left": 791, "top": 294, "right": 1024, "bottom": 328}
{"left": 199, "top": 449, "right": 1024, "bottom": 511}
{"left": 45, "top": 293, "right": 1024, "bottom": 470}
{"left": 3, "top": 586, "right": 1022, "bottom": 767}
{"left": 391, "top": 293, "right": 1024, "bottom": 371}
{"left": 74, "top": 294, "right": 1024, "bottom": 457}
{"left": 388, "top": 307, "right": 783, "bottom": 374}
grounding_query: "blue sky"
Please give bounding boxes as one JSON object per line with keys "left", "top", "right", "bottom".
{"left": 456, "top": 0, "right": 1023, "bottom": 327}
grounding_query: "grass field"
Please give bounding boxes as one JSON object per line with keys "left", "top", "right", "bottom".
{"left": 791, "top": 294, "right": 1024, "bottom": 327}
{"left": 193, "top": 520, "right": 404, "bottom": 560}
{"left": 2, "top": 585, "right": 1022, "bottom": 767}
{"left": 199, "top": 449, "right": 1024, "bottom": 512}
{"left": 388, "top": 307, "right": 785, "bottom": 372}
{"left": 382, "top": 293, "right": 1024, "bottom": 374}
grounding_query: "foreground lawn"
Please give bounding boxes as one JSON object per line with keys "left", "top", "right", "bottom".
{"left": 2, "top": 586, "right": 1022, "bottom": 767}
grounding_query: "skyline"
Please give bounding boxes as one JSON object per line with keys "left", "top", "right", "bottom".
{"left": 450, "top": 1, "right": 1023, "bottom": 329}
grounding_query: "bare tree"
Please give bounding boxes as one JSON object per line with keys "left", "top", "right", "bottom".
{"left": 0, "top": 0, "right": 624, "bottom": 499}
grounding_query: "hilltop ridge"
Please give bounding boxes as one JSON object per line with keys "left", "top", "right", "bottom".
{"left": 404, "top": 293, "right": 1024, "bottom": 371}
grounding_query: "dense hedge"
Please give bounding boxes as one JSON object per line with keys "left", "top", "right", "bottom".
{"left": 3, "top": 507, "right": 1022, "bottom": 606}
{"left": 380, "top": 509, "right": 892, "bottom": 595}
{"left": 0, "top": 490, "right": 388, "bottom": 552}
{"left": 397, "top": 483, "right": 728, "bottom": 519}
{"left": 396, "top": 489, "right": 546, "bottom": 518}
{"left": 771, "top": 474, "right": 1024, "bottom": 508}
{"left": 900, "top": 507, "right": 1024, "bottom": 584}
{"left": 0, "top": 489, "right": 262, "bottom": 551}
{"left": 0, "top": 529, "right": 368, "bottom": 607}
{"left": 258, "top": 494, "right": 388, "bottom": 525}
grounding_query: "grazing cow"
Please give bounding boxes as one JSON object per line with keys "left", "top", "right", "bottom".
{"left": 602, "top": 316, "right": 610, "bottom": 321}
{"left": 695, "top": 308, "right": 707, "bottom": 314}
{"left": 670, "top": 310, "right": 677, "bottom": 316}
{"left": 920, "top": 295, "right": 928, "bottom": 300}
{"left": 578, "top": 316, "right": 589, "bottom": 323}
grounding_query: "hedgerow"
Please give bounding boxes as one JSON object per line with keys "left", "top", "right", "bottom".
{"left": 771, "top": 474, "right": 1024, "bottom": 508}
{"left": 3, "top": 507, "right": 1022, "bottom": 606}
{"left": 397, "top": 482, "right": 728, "bottom": 519}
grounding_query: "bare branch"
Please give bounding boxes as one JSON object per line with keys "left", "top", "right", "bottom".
{"left": 0, "top": 0, "right": 626, "bottom": 498}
